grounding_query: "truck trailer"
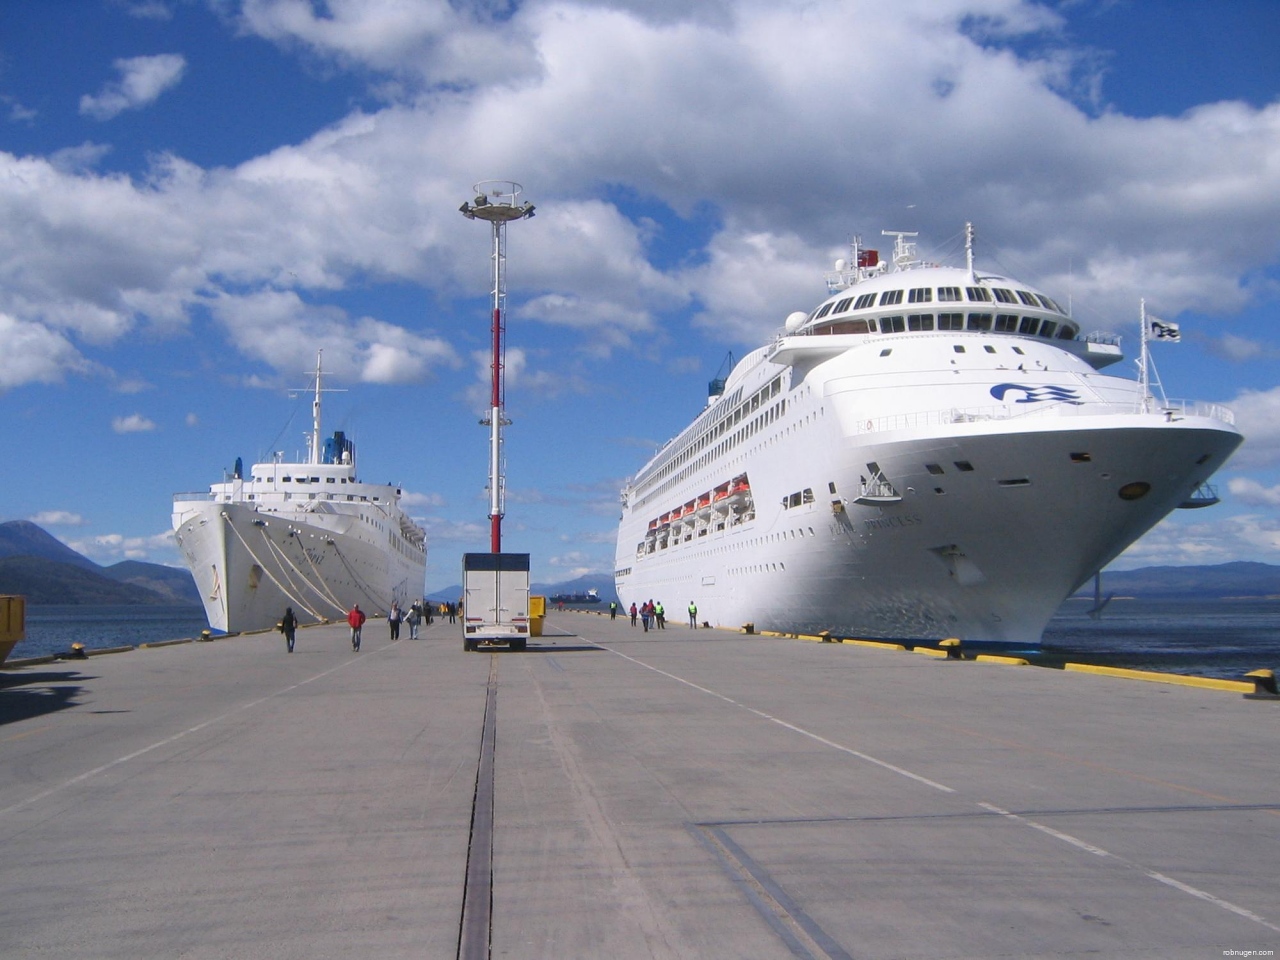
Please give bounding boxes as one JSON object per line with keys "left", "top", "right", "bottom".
{"left": 461, "top": 552, "right": 531, "bottom": 651}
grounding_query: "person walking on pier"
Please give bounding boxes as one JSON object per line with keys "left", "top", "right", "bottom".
{"left": 688, "top": 601, "right": 697, "bottom": 629}
{"left": 281, "top": 606, "right": 297, "bottom": 652}
{"left": 629, "top": 602, "right": 637, "bottom": 626}
{"left": 640, "top": 601, "right": 651, "bottom": 632}
{"left": 406, "top": 601, "right": 422, "bottom": 640}
{"left": 609, "top": 600, "right": 618, "bottom": 620}
{"left": 388, "top": 601, "right": 402, "bottom": 641}
{"left": 655, "top": 601, "right": 666, "bottom": 629}
{"left": 348, "top": 604, "right": 366, "bottom": 651}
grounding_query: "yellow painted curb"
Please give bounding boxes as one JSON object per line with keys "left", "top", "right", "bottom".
{"left": 139, "top": 638, "right": 194, "bottom": 649}
{"left": 844, "top": 639, "right": 907, "bottom": 651}
{"left": 1064, "top": 662, "right": 1251, "bottom": 692}
{"left": 912, "top": 647, "right": 949, "bottom": 658}
{"left": 975, "top": 654, "right": 1030, "bottom": 665}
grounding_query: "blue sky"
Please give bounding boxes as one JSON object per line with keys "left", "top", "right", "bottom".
{"left": 2, "top": 0, "right": 1279, "bottom": 593}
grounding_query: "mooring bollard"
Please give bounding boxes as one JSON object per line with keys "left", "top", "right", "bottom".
{"left": 939, "top": 637, "right": 963, "bottom": 659}
{"left": 1244, "top": 668, "right": 1278, "bottom": 700}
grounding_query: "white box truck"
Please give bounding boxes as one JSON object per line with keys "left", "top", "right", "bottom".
{"left": 461, "top": 553, "right": 531, "bottom": 651}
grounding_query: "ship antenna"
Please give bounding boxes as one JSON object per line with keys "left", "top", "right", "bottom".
{"left": 293, "top": 349, "right": 346, "bottom": 465}
{"left": 964, "top": 221, "right": 975, "bottom": 280}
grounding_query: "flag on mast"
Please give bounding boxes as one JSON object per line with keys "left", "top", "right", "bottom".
{"left": 1148, "top": 316, "right": 1181, "bottom": 342}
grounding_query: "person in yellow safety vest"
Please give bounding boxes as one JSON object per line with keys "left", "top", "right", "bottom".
{"left": 688, "top": 601, "right": 697, "bottom": 628}
{"left": 655, "top": 601, "right": 665, "bottom": 629}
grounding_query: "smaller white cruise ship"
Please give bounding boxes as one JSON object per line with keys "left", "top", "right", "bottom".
{"left": 173, "top": 354, "right": 426, "bottom": 633}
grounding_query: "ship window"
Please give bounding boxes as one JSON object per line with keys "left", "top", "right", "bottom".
{"left": 967, "top": 313, "right": 992, "bottom": 331}
{"left": 998, "top": 478, "right": 1031, "bottom": 487}
{"left": 282, "top": 475, "right": 292, "bottom": 482}
{"left": 993, "top": 288, "right": 1017, "bottom": 303}
{"left": 881, "top": 315, "right": 905, "bottom": 333}
{"left": 965, "top": 286, "right": 992, "bottom": 302}
{"left": 788, "top": 491, "right": 803, "bottom": 507}
{"left": 1070, "top": 452, "right": 1092, "bottom": 462}
{"left": 879, "top": 289, "right": 904, "bottom": 305}
{"left": 984, "top": 345, "right": 996, "bottom": 353}
{"left": 833, "top": 297, "right": 853, "bottom": 313}
{"left": 1195, "top": 453, "right": 1211, "bottom": 465}
{"left": 907, "top": 313, "right": 934, "bottom": 331}
{"left": 802, "top": 488, "right": 814, "bottom": 503}
{"left": 994, "top": 314, "right": 1018, "bottom": 331}
{"left": 1019, "top": 316, "right": 1039, "bottom": 335}
{"left": 938, "top": 312, "right": 964, "bottom": 330}
{"left": 1057, "top": 326, "right": 1076, "bottom": 340}
{"left": 908, "top": 287, "right": 932, "bottom": 303}
{"left": 828, "top": 481, "right": 837, "bottom": 493}
{"left": 1017, "top": 291, "right": 1039, "bottom": 306}
{"left": 1037, "top": 294, "right": 1058, "bottom": 311}
{"left": 954, "top": 461, "right": 975, "bottom": 471}
{"left": 879, "top": 348, "right": 892, "bottom": 357}
{"left": 1012, "top": 346, "right": 1025, "bottom": 355}
{"left": 814, "top": 303, "right": 835, "bottom": 319}
{"left": 953, "top": 344, "right": 966, "bottom": 353}
{"left": 1038, "top": 321, "right": 1058, "bottom": 338}
{"left": 926, "top": 463, "right": 945, "bottom": 475}
{"left": 854, "top": 293, "right": 877, "bottom": 310}
{"left": 311, "top": 477, "right": 319, "bottom": 483}
{"left": 937, "top": 286, "right": 961, "bottom": 302}
{"left": 326, "top": 477, "right": 335, "bottom": 483}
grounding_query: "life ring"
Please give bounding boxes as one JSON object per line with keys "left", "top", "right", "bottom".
{"left": 865, "top": 420, "right": 873, "bottom": 431}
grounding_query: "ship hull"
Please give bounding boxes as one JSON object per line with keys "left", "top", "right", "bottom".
{"left": 174, "top": 501, "right": 425, "bottom": 634}
{"left": 616, "top": 415, "right": 1240, "bottom": 649}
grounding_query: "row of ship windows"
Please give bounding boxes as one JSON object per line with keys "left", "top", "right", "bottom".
{"left": 242, "top": 493, "right": 381, "bottom": 502}
{"left": 251, "top": 475, "right": 358, "bottom": 484}
{"left": 815, "top": 286, "right": 1064, "bottom": 321}
{"left": 639, "top": 376, "right": 785, "bottom": 504}
{"left": 639, "top": 396, "right": 796, "bottom": 510}
{"left": 813, "top": 313, "right": 1075, "bottom": 339}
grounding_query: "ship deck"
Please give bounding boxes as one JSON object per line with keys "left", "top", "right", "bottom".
{"left": 2, "top": 614, "right": 1277, "bottom": 958}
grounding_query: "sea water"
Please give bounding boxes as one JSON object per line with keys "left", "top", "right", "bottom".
{"left": 12, "top": 605, "right": 212, "bottom": 660}
{"left": 6, "top": 599, "right": 1280, "bottom": 679}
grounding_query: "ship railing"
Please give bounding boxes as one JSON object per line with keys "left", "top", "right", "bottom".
{"left": 860, "top": 399, "right": 1235, "bottom": 434}
{"left": 173, "top": 492, "right": 218, "bottom": 502}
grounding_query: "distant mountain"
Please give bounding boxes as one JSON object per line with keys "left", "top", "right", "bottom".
{"left": 0, "top": 556, "right": 179, "bottom": 605}
{"left": 1078, "top": 561, "right": 1280, "bottom": 599}
{"left": 104, "top": 560, "right": 202, "bottom": 605}
{"left": 0, "top": 520, "right": 99, "bottom": 572}
{"left": 0, "top": 520, "right": 200, "bottom": 606}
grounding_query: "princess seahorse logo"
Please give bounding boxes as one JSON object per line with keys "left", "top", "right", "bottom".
{"left": 990, "top": 383, "right": 1082, "bottom": 404}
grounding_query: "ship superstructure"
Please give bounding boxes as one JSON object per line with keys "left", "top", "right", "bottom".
{"left": 173, "top": 353, "right": 426, "bottom": 633}
{"left": 614, "top": 226, "right": 1241, "bottom": 647}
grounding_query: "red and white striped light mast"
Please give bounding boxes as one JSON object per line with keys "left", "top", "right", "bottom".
{"left": 459, "top": 181, "right": 535, "bottom": 553}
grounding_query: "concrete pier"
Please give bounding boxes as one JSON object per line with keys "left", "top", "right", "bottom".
{"left": 2, "top": 614, "right": 1277, "bottom": 958}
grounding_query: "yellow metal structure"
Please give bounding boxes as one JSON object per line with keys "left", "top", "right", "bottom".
{"left": 1, "top": 595, "right": 26, "bottom": 666}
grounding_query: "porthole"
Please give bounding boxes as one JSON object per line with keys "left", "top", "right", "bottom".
{"left": 1118, "top": 481, "right": 1151, "bottom": 501}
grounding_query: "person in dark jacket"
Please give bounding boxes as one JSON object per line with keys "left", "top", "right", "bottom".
{"left": 281, "top": 606, "right": 297, "bottom": 653}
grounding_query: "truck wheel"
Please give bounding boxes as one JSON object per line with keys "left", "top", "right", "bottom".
{"left": 463, "top": 638, "right": 474, "bottom": 652}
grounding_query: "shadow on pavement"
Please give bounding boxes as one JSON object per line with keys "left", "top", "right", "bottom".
{"left": 0, "top": 670, "right": 90, "bottom": 727}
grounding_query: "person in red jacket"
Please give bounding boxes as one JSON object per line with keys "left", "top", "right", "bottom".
{"left": 347, "top": 604, "right": 366, "bottom": 651}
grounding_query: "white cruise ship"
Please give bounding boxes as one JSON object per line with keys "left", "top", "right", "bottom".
{"left": 173, "top": 354, "right": 426, "bottom": 633}
{"left": 614, "top": 227, "right": 1242, "bottom": 648}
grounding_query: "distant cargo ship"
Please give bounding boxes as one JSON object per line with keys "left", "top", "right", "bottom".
{"left": 549, "top": 588, "right": 600, "bottom": 604}
{"left": 172, "top": 353, "right": 426, "bottom": 633}
{"left": 614, "top": 226, "right": 1242, "bottom": 648}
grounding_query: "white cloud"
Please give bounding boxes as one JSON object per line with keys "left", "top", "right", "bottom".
{"left": 401, "top": 490, "right": 446, "bottom": 508}
{"left": 1228, "top": 477, "right": 1280, "bottom": 507}
{"left": 112, "top": 413, "right": 157, "bottom": 433}
{"left": 1226, "top": 386, "right": 1280, "bottom": 468}
{"left": 0, "top": 0, "right": 1279, "bottom": 394}
{"left": 67, "top": 530, "right": 176, "bottom": 563}
{"left": 185, "top": 412, "right": 199, "bottom": 427}
{"left": 80, "top": 54, "right": 187, "bottom": 121}
{"left": 0, "top": 313, "right": 92, "bottom": 390}
{"left": 28, "top": 510, "right": 87, "bottom": 527}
